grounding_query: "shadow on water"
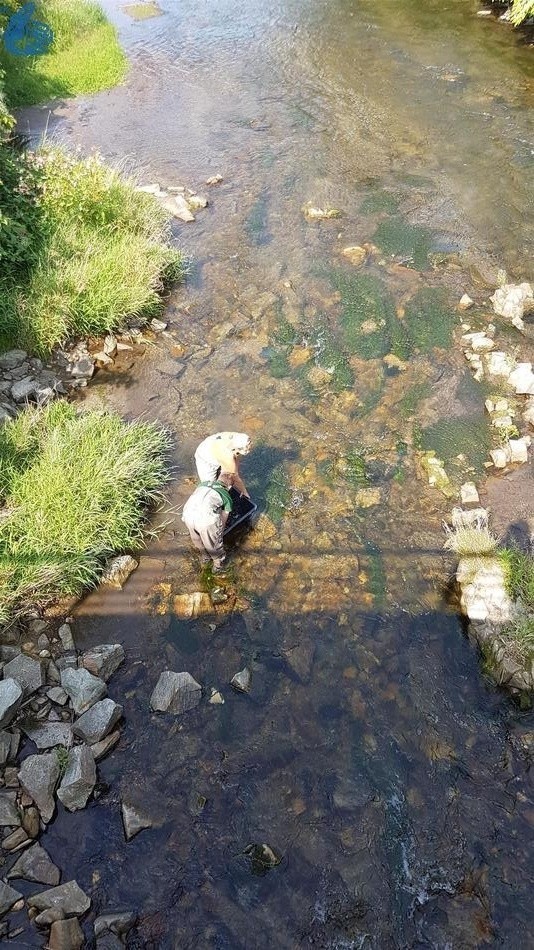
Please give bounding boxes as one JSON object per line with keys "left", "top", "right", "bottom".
{"left": 6, "top": 586, "right": 530, "bottom": 948}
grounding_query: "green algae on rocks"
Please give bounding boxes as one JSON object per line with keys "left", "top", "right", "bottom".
{"left": 373, "top": 215, "right": 433, "bottom": 270}
{"left": 418, "top": 415, "right": 493, "bottom": 475}
{"left": 401, "top": 288, "right": 455, "bottom": 353}
{"left": 330, "top": 271, "right": 397, "bottom": 361}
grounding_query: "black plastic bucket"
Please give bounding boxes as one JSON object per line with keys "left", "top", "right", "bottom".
{"left": 223, "top": 487, "right": 258, "bottom": 535}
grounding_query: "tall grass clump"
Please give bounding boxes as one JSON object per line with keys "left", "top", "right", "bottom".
{"left": 444, "top": 523, "right": 498, "bottom": 557}
{"left": 509, "top": 0, "right": 534, "bottom": 24}
{"left": 0, "top": 0, "right": 127, "bottom": 107}
{"left": 0, "top": 402, "right": 170, "bottom": 622}
{"left": 499, "top": 547, "right": 534, "bottom": 608}
{"left": 0, "top": 148, "right": 182, "bottom": 354}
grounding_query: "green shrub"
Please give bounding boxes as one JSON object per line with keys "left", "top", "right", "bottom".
{"left": 0, "top": 0, "right": 127, "bottom": 107}
{"left": 0, "top": 148, "right": 182, "bottom": 354}
{"left": 0, "top": 402, "right": 169, "bottom": 622}
{"left": 0, "top": 141, "right": 46, "bottom": 278}
{"left": 499, "top": 548, "right": 534, "bottom": 608}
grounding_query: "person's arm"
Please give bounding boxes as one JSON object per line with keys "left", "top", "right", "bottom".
{"left": 212, "top": 443, "right": 250, "bottom": 497}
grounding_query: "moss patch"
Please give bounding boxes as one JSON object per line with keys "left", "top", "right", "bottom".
{"left": 311, "top": 323, "right": 354, "bottom": 392}
{"left": 418, "top": 415, "right": 493, "bottom": 474}
{"left": 265, "top": 465, "right": 292, "bottom": 525}
{"left": 122, "top": 2, "right": 162, "bottom": 19}
{"left": 373, "top": 215, "right": 432, "bottom": 270}
{"left": 360, "top": 191, "right": 399, "bottom": 214}
{"left": 401, "top": 287, "right": 455, "bottom": 353}
{"left": 398, "top": 381, "right": 432, "bottom": 419}
{"left": 330, "top": 271, "right": 397, "bottom": 361}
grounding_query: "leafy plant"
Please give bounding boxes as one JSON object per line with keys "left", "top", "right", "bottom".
{"left": 499, "top": 548, "right": 534, "bottom": 608}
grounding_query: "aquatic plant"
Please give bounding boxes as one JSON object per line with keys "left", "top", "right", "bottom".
{"left": 310, "top": 322, "right": 355, "bottom": 392}
{"left": 373, "top": 215, "right": 432, "bottom": 270}
{"left": 245, "top": 191, "right": 270, "bottom": 246}
{"left": 341, "top": 448, "right": 369, "bottom": 487}
{"left": 330, "top": 271, "right": 397, "bottom": 361}
{"left": 0, "top": 147, "right": 182, "bottom": 354}
{"left": 401, "top": 288, "right": 455, "bottom": 354}
{"left": 363, "top": 540, "right": 387, "bottom": 608}
{"left": 0, "top": 401, "right": 169, "bottom": 622}
{"left": 0, "top": 0, "right": 127, "bottom": 107}
{"left": 398, "top": 382, "right": 432, "bottom": 419}
{"left": 264, "top": 464, "right": 292, "bottom": 525}
{"left": 418, "top": 414, "right": 493, "bottom": 474}
{"left": 267, "top": 349, "right": 291, "bottom": 379}
{"left": 271, "top": 313, "right": 298, "bottom": 346}
{"left": 360, "top": 191, "right": 399, "bottom": 214}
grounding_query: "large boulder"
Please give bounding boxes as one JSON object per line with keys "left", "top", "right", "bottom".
{"left": 61, "top": 668, "right": 107, "bottom": 714}
{"left": 457, "top": 557, "right": 515, "bottom": 624}
{"left": 18, "top": 753, "right": 60, "bottom": 824}
{"left": 7, "top": 842, "right": 61, "bottom": 885}
{"left": 56, "top": 745, "right": 96, "bottom": 811}
{"left": 4, "top": 654, "right": 44, "bottom": 697}
{"left": 73, "top": 699, "right": 122, "bottom": 744}
{"left": 81, "top": 644, "right": 125, "bottom": 681}
{"left": 150, "top": 671, "right": 202, "bottom": 714}
{"left": 27, "top": 880, "right": 90, "bottom": 915}
{"left": 0, "top": 678, "right": 24, "bottom": 729}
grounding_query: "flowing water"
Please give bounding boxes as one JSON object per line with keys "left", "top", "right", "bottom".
{"left": 15, "top": 0, "right": 534, "bottom": 946}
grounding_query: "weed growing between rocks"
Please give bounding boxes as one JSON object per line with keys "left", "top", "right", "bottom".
{"left": 0, "top": 402, "right": 169, "bottom": 622}
{"left": 0, "top": 0, "right": 127, "bottom": 107}
{"left": 0, "top": 148, "right": 183, "bottom": 354}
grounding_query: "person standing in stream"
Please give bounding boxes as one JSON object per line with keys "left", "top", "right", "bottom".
{"left": 194, "top": 431, "right": 252, "bottom": 499}
{"left": 182, "top": 479, "right": 234, "bottom": 572}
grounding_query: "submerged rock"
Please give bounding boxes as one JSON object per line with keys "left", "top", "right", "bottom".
{"left": 342, "top": 245, "right": 367, "bottom": 266}
{"left": 282, "top": 641, "right": 316, "bottom": 683}
{"left": 121, "top": 802, "right": 154, "bottom": 841}
{"left": 173, "top": 592, "right": 213, "bottom": 618}
{"left": 81, "top": 644, "right": 125, "bottom": 681}
{"left": 7, "top": 843, "right": 61, "bottom": 886}
{"left": 94, "top": 912, "right": 137, "bottom": 938}
{"left": 73, "top": 699, "right": 123, "bottom": 744}
{"left": 27, "top": 880, "right": 90, "bottom": 915}
{"left": 302, "top": 202, "right": 341, "bottom": 220}
{"left": 57, "top": 745, "right": 96, "bottom": 811}
{"left": 61, "top": 668, "right": 107, "bottom": 715}
{"left": 18, "top": 753, "right": 60, "bottom": 824}
{"left": 230, "top": 667, "right": 252, "bottom": 693}
{"left": 49, "top": 917, "right": 84, "bottom": 950}
{"left": 0, "top": 881, "right": 23, "bottom": 918}
{"left": 244, "top": 842, "right": 281, "bottom": 873}
{"left": 101, "top": 555, "right": 138, "bottom": 589}
{"left": 0, "top": 679, "right": 22, "bottom": 729}
{"left": 150, "top": 671, "right": 202, "bottom": 714}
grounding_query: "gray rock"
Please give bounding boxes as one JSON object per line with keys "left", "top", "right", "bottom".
{"left": 70, "top": 358, "right": 94, "bottom": 379}
{"left": 81, "top": 644, "right": 125, "bottom": 681}
{"left": 61, "top": 668, "right": 107, "bottom": 714}
{"left": 121, "top": 802, "right": 154, "bottom": 841}
{"left": 96, "top": 935, "right": 124, "bottom": 950}
{"left": 37, "top": 634, "right": 50, "bottom": 651}
{"left": 230, "top": 667, "right": 252, "bottom": 693}
{"left": 22, "top": 721, "right": 73, "bottom": 750}
{"left": 91, "top": 729, "right": 120, "bottom": 762}
{"left": 282, "top": 641, "right": 316, "bottom": 682}
{"left": 34, "top": 907, "right": 65, "bottom": 928}
{"left": 2, "top": 827, "right": 29, "bottom": 851}
{"left": 49, "top": 916, "right": 84, "bottom": 949}
{"left": 0, "top": 679, "right": 23, "bottom": 728}
{"left": 0, "top": 350, "right": 27, "bottom": 371}
{"left": 0, "top": 730, "right": 12, "bottom": 765}
{"left": 58, "top": 623, "right": 75, "bottom": 651}
{"left": 18, "top": 753, "right": 61, "bottom": 824}
{"left": 57, "top": 745, "right": 96, "bottom": 811}
{"left": 333, "top": 775, "right": 374, "bottom": 810}
{"left": 150, "top": 671, "right": 202, "bottom": 714}
{"left": 73, "top": 699, "right": 122, "bottom": 744}
{"left": 0, "top": 794, "right": 20, "bottom": 826}
{"left": 28, "top": 619, "right": 48, "bottom": 636}
{"left": 94, "top": 911, "right": 136, "bottom": 938}
{"left": 47, "top": 660, "right": 61, "bottom": 685}
{"left": 0, "top": 881, "right": 22, "bottom": 917}
{"left": 10, "top": 376, "right": 38, "bottom": 403}
{"left": 21, "top": 806, "right": 40, "bottom": 838}
{"left": 27, "top": 880, "right": 90, "bottom": 915}
{"left": 47, "top": 687, "right": 69, "bottom": 706}
{"left": 0, "top": 646, "right": 21, "bottom": 663}
{"left": 4, "top": 655, "right": 44, "bottom": 697}
{"left": 7, "top": 842, "right": 61, "bottom": 885}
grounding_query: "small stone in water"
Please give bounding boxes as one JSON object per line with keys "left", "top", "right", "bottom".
{"left": 458, "top": 293, "right": 473, "bottom": 309}
{"left": 208, "top": 688, "right": 224, "bottom": 705}
{"left": 231, "top": 667, "right": 252, "bottom": 693}
{"left": 460, "top": 482, "right": 480, "bottom": 505}
{"left": 244, "top": 842, "right": 281, "bottom": 873}
{"left": 205, "top": 174, "right": 223, "bottom": 185}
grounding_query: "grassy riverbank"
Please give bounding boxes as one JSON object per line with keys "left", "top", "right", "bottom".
{"left": 1, "top": 144, "right": 182, "bottom": 354}
{"left": 0, "top": 0, "right": 126, "bottom": 107}
{"left": 0, "top": 402, "right": 170, "bottom": 623}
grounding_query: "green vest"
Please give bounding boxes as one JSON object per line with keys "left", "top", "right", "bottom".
{"left": 199, "top": 480, "right": 234, "bottom": 513}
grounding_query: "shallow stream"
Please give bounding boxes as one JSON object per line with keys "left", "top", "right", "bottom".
{"left": 16, "top": 0, "right": 534, "bottom": 946}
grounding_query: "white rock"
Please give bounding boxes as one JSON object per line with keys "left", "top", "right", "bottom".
{"left": 161, "top": 194, "right": 195, "bottom": 222}
{"left": 302, "top": 202, "right": 341, "bottom": 220}
{"left": 460, "top": 482, "right": 480, "bottom": 505}
{"left": 208, "top": 688, "right": 224, "bottom": 705}
{"left": 489, "top": 447, "right": 510, "bottom": 469}
{"left": 490, "top": 282, "right": 532, "bottom": 325}
{"left": 205, "top": 174, "right": 223, "bottom": 185}
{"left": 458, "top": 293, "right": 473, "bottom": 310}
{"left": 484, "top": 399, "right": 495, "bottom": 413}
{"left": 523, "top": 399, "right": 534, "bottom": 426}
{"left": 461, "top": 332, "right": 494, "bottom": 353}
{"left": 135, "top": 183, "right": 161, "bottom": 194}
{"left": 508, "top": 363, "right": 534, "bottom": 395}
{"left": 485, "top": 351, "right": 516, "bottom": 378}
{"left": 451, "top": 507, "right": 489, "bottom": 530}
{"left": 100, "top": 555, "right": 138, "bottom": 589}
{"left": 187, "top": 194, "right": 208, "bottom": 210}
{"left": 508, "top": 437, "right": 531, "bottom": 464}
